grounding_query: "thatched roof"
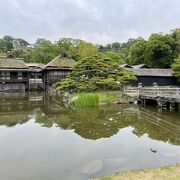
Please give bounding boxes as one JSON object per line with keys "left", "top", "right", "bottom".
{"left": 128, "top": 68, "right": 174, "bottom": 77}
{"left": 26, "top": 63, "right": 45, "bottom": 69}
{"left": 0, "top": 57, "right": 28, "bottom": 69}
{"left": 45, "top": 53, "right": 76, "bottom": 69}
{"left": 132, "top": 64, "right": 150, "bottom": 69}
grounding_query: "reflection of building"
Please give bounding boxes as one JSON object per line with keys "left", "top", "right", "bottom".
{"left": 0, "top": 93, "right": 44, "bottom": 127}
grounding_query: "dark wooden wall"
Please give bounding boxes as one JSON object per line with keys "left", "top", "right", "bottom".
{"left": 43, "top": 69, "right": 71, "bottom": 90}
{"left": 130, "top": 76, "right": 179, "bottom": 86}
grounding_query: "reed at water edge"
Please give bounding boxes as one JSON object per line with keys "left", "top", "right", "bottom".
{"left": 74, "top": 93, "right": 99, "bottom": 107}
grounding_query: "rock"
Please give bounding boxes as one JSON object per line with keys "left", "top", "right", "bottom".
{"left": 116, "top": 100, "right": 128, "bottom": 104}
{"left": 63, "top": 92, "right": 70, "bottom": 98}
{"left": 81, "top": 159, "right": 103, "bottom": 175}
{"left": 108, "top": 117, "right": 113, "bottom": 121}
{"left": 134, "top": 100, "right": 138, "bottom": 105}
{"left": 71, "top": 96, "right": 78, "bottom": 102}
{"left": 99, "top": 102, "right": 108, "bottom": 106}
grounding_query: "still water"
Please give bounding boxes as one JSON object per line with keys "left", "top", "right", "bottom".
{"left": 0, "top": 93, "right": 180, "bottom": 180}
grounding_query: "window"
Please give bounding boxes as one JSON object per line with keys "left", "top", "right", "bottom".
{"left": 22, "top": 72, "right": 28, "bottom": 79}
{"left": 18, "top": 72, "right": 22, "bottom": 80}
{"left": 10, "top": 72, "right": 18, "bottom": 80}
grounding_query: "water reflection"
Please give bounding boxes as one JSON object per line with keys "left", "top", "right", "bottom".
{"left": 0, "top": 93, "right": 179, "bottom": 145}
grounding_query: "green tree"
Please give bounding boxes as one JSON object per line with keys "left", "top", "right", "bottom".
{"left": 145, "top": 33, "right": 176, "bottom": 68}
{"left": 0, "top": 39, "right": 6, "bottom": 52}
{"left": 76, "top": 40, "right": 98, "bottom": 59}
{"left": 128, "top": 38, "right": 147, "bottom": 65}
{"left": 0, "top": 35, "right": 29, "bottom": 54}
{"left": 54, "top": 55, "right": 136, "bottom": 92}
{"left": 29, "top": 40, "right": 58, "bottom": 63}
{"left": 171, "top": 55, "right": 180, "bottom": 81}
{"left": 171, "top": 28, "right": 180, "bottom": 58}
{"left": 103, "top": 51, "right": 124, "bottom": 64}
{"left": 12, "top": 38, "right": 29, "bottom": 49}
{"left": 56, "top": 38, "right": 79, "bottom": 60}
{"left": 111, "top": 42, "right": 121, "bottom": 51}
{"left": 2, "top": 35, "right": 14, "bottom": 51}
{"left": 99, "top": 38, "right": 140, "bottom": 63}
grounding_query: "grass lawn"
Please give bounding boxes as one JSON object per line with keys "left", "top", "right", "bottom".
{"left": 93, "top": 164, "right": 180, "bottom": 180}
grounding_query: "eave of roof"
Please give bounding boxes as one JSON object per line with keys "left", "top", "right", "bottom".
{"left": 127, "top": 68, "right": 174, "bottom": 77}
{"left": 132, "top": 64, "right": 150, "bottom": 69}
{"left": 0, "top": 69, "right": 29, "bottom": 72}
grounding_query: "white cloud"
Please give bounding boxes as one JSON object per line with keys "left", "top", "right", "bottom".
{"left": 0, "top": 0, "right": 180, "bottom": 44}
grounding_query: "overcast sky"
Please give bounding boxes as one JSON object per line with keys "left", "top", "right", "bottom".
{"left": 0, "top": 0, "right": 180, "bottom": 44}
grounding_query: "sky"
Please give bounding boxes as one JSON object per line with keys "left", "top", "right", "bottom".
{"left": 0, "top": 0, "right": 180, "bottom": 45}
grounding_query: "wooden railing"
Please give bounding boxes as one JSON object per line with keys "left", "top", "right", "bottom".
{"left": 124, "top": 86, "right": 180, "bottom": 97}
{"left": 123, "top": 86, "right": 139, "bottom": 96}
{"left": 139, "top": 87, "right": 180, "bottom": 97}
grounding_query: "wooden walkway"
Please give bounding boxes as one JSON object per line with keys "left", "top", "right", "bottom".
{"left": 124, "top": 86, "right": 180, "bottom": 109}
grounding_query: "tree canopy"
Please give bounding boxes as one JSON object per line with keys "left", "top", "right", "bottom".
{"left": 145, "top": 33, "right": 176, "bottom": 68}
{"left": 127, "top": 38, "right": 147, "bottom": 65}
{"left": 171, "top": 55, "right": 180, "bottom": 81}
{"left": 54, "top": 55, "right": 136, "bottom": 92}
{"left": 1, "top": 28, "right": 180, "bottom": 69}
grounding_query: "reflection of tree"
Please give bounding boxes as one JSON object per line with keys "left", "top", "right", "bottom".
{"left": 33, "top": 109, "right": 53, "bottom": 128}
{"left": 60, "top": 107, "right": 128, "bottom": 139}
{"left": 40, "top": 96, "right": 180, "bottom": 145}
{"left": 40, "top": 105, "right": 131, "bottom": 139}
{"left": 130, "top": 107, "right": 180, "bottom": 145}
{"left": 0, "top": 93, "right": 179, "bottom": 146}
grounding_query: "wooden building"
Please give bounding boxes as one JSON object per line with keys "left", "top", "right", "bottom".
{"left": 43, "top": 53, "right": 76, "bottom": 90}
{"left": 128, "top": 68, "right": 179, "bottom": 86}
{"left": 26, "top": 63, "right": 45, "bottom": 90}
{"left": 0, "top": 57, "right": 29, "bottom": 92}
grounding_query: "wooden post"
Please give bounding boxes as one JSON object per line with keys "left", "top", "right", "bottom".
{"left": 20, "top": 82, "right": 21, "bottom": 92}
{"left": 43, "top": 71, "right": 46, "bottom": 92}
{"left": 47, "top": 71, "right": 49, "bottom": 92}
{"left": 11, "top": 80, "right": 12, "bottom": 93}
{"left": 34, "top": 72, "right": 35, "bottom": 85}
{"left": 143, "top": 99, "right": 146, "bottom": 106}
{"left": 166, "top": 101, "right": 170, "bottom": 110}
{"left": 157, "top": 99, "right": 162, "bottom": 109}
{"left": 174, "top": 102, "right": 179, "bottom": 112}
{"left": 28, "top": 72, "right": 30, "bottom": 92}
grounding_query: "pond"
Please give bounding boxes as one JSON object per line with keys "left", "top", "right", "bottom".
{"left": 0, "top": 93, "right": 180, "bottom": 180}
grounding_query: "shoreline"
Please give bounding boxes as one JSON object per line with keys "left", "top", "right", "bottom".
{"left": 93, "top": 164, "right": 180, "bottom": 180}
